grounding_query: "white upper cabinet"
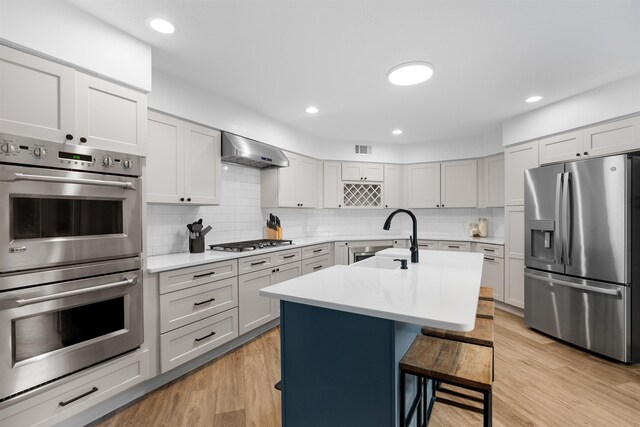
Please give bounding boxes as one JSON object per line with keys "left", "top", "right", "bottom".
{"left": 539, "top": 116, "right": 640, "bottom": 165}
{"left": 75, "top": 72, "right": 147, "bottom": 155}
{"left": 341, "top": 162, "right": 384, "bottom": 181}
{"left": 146, "top": 111, "right": 221, "bottom": 205}
{"left": 481, "top": 154, "right": 505, "bottom": 208}
{"left": 323, "top": 162, "right": 342, "bottom": 208}
{"left": 261, "top": 151, "right": 318, "bottom": 208}
{"left": 406, "top": 163, "right": 441, "bottom": 208}
{"left": 0, "top": 45, "right": 75, "bottom": 143}
{"left": 440, "top": 159, "right": 477, "bottom": 208}
{"left": 539, "top": 130, "right": 583, "bottom": 165}
{"left": 0, "top": 47, "right": 147, "bottom": 156}
{"left": 383, "top": 164, "right": 403, "bottom": 209}
{"left": 505, "top": 141, "right": 539, "bottom": 206}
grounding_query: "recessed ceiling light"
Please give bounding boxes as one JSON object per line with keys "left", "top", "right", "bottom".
{"left": 149, "top": 18, "right": 175, "bottom": 34}
{"left": 305, "top": 106, "right": 319, "bottom": 114}
{"left": 526, "top": 95, "right": 543, "bottom": 103}
{"left": 388, "top": 61, "right": 434, "bottom": 86}
{"left": 392, "top": 129, "right": 403, "bottom": 135}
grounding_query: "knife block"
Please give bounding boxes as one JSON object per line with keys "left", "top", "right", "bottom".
{"left": 189, "top": 236, "right": 205, "bottom": 253}
{"left": 266, "top": 227, "right": 278, "bottom": 240}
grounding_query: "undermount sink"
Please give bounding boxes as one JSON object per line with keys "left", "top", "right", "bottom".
{"left": 351, "top": 256, "right": 407, "bottom": 270}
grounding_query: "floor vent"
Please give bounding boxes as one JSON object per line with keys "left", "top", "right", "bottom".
{"left": 354, "top": 144, "right": 372, "bottom": 155}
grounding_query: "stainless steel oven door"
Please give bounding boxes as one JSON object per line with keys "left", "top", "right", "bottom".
{"left": 0, "top": 268, "right": 143, "bottom": 401}
{"left": 0, "top": 164, "right": 141, "bottom": 273}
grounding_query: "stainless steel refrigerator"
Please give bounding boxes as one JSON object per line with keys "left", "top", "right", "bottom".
{"left": 524, "top": 154, "right": 640, "bottom": 363}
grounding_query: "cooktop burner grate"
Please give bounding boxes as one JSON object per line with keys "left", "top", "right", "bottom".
{"left": 209, "top": 239, "right": 293, "bottom": 252}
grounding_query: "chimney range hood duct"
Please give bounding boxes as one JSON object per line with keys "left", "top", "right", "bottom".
{"left": 221, "top": 132, "right": 289, "bottom": 168}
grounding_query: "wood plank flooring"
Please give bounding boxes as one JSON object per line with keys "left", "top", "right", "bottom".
{"left": 96, "top": 310, "right": 640, "bottom": 426}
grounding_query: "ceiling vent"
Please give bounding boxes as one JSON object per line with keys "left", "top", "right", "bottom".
{"left": 354, "top": 144, "right": 372, "bottom": 155}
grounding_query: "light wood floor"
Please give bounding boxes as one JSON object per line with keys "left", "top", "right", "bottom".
{"left": 97, "top": 310, "right": 640, "bottom": 426}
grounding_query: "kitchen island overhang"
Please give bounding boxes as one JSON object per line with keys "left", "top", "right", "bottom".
{"left": 260, "top": 249, "right": 484, "bottom": 427}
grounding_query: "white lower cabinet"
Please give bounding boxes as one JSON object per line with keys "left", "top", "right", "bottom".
{"left": 302, "top": 254, "right": 331, "bottom": 275}
{"left": 160, "top": 309, "right": 238, "bottom": 373}
{"left": 334, "top": 242, "right": 350, "bottom": 265}
{"left": 417, "top": 240, "right": 438, "bottom": 250}
{"left": 0, "top": 350, "right": 149, "bottom": 427}
{"left": 437, "top": 241, "right": 471, "bottom": 252}
{"left": 272, "top": 261, "right": 302, "bottom": 317}
{"left": 239, "top": 269, "right": 276, "bottom": 335}
{"left": 505, "top": 206, "right": 526, "bottom": 308}
{"left": 472, "top": 243, "right": 505, "bottom": 302}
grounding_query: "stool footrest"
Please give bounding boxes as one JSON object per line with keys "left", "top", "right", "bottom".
{"left": 438, "top": 386, "right": 485, "bottom": 403}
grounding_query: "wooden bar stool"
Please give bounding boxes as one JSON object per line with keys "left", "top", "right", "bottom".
{"left": 400, "top": 335, "right": 493, "bottom": 427}
{"left": 479, "top": 287, "right": 494, "bottom": 301}
{"left": 476, "top": 299, "right": 495, "bottom": 319}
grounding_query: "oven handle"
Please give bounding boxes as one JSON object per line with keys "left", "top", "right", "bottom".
{"left": 10, "top": 172, "right": 135, "bottom": 190}
{"left": 16, "top": 277, "right": 137, "bottom": 306}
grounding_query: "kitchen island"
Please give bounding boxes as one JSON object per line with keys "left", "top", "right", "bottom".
{"left": 260, "top": 249, "right": 484, "bottom": 427}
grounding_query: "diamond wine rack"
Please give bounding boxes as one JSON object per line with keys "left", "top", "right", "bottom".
{"left": 343, "top": 183, "right": 382, "bottom": 207}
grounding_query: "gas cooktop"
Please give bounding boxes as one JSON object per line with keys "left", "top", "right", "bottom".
{"left": 209, "top": 239, "right": 293, "bottom": 252}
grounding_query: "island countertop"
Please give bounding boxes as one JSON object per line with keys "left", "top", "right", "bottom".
{"left": 260, "top": 249, "right": 484, "bottom": 332}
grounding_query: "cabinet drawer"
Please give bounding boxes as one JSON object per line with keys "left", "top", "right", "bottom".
{"left": 160, "top": 277, "right": 238, "bottom": 333}
{"left": 437, "top": 241, "right": 470, "bottom": 252}
{"left": 159, "top": 260, "right": 237, "bottom": 294}
{"left": 417, "top": 240, "right": 438, "bottom": 250}
{"left": 160, "top": 308, "right": 238, "bottom": 373}
{"left": 472, "top": 243, "right": 504, "bottom": 258}
{"left": 302, "top": 255, "right": 331, "bottom": 275}
{"left": 0, "top": 350, "right": 149, "bottom": 427}
{"left": 273, "top": 248, "right": 302, "bottom": 264}
{"left": 239, "top": 252, "right": 276, "bottom": 274}
{"left": 302, "top": 243, "right": 332, "bottom": 260}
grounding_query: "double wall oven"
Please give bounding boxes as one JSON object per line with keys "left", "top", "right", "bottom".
{"left": 0, "top": 134, "right": 143, "bottom": 402}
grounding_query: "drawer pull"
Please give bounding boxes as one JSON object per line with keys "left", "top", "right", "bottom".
{"left": 193, "top": 298, "right": 216, "bottom": 306}
{"left": 193, "top": 272, "right": 214, "bottom": 279}
{"left": 251, "top": 261, "right": 267, "bottom": 266}
{"left": 448, "top": 245, "right": 460, "bottom": 249}
{"left": 313, "top": 265, "right": 323, "bottom": 270}
{"left": 194, "top": 331, "right": 216, "bottom": 342}
{"left": 483, "top": 248, "right": 495, "bottom": 252}
{"left": 59, "top": 387, "right": 99, "bottom": 407}
{"left": 485, "top": 257, "right": 496, "bottom": 262}
{"left": 283, "top": 254, "right": 296, "bottom": 259}
{"left": 312, "top": 249, "right": 323, "bottom": 253}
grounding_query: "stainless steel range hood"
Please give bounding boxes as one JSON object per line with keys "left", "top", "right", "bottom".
{"left": 221, "top": 132, "right": 289, "bottom": 168}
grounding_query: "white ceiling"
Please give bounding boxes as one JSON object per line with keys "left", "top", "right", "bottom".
{"left": 68, "top": 0, "right": 640, "bottom": 145}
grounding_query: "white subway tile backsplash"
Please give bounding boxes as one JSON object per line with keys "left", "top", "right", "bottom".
{"left": 146, "top": 163, "right": 505, "bottom": 256}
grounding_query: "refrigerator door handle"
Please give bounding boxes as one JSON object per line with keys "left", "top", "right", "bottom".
{"left": 524, "top": 272, "right": 621, "bottom": 297}
{"left": 562, "top": 172, "right": 572, "bottom": 265}
{"left": 555, "top": 173, "right": 564, "bottom": 264}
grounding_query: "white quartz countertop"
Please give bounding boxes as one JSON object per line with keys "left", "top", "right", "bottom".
{"left": 147, "top": 234, "right": 502, "bottom": 273}
{"left": 260, "top": 249, "right": 484, "bottom": 331}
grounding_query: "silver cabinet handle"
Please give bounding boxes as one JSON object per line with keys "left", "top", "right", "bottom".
{"left": 525, "top": 272, "right": 621, "bottom": 297}
{"left": 11, "top": 172, "right": 134, "bottom": 190}
{"left": 16, "top": 277, "right": 136, "bottom": 305}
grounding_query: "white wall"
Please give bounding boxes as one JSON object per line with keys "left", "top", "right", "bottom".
{"left": 502, "top": 73, "right": 640, "bottom": 146}
{"left": 0, "top": 1, "right": 152, "bottom": 90}
{"left": 400, "top": 129, "right": 503, "bottom": 164}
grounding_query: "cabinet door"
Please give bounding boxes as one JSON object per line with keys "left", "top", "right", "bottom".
{"left": 184, "top": 123, "right": 221, "bottom": 205}
{"left": 334, "top": 242, "right": 349, "bottom": 265}
{"left": 147, "top": 111, "right": 184, "bottom": 203}
{"left": 505, "top": 141, "right": 539, "bottom": 206}
{"left": 296, "top": 155, "right": 317, "bottom": 207}
{"left": 440, "top": 159, "right": 477, "bottom": 208}
{"left": 406, "top": 163, "right": 440, "bottom": 208}
{"left": 363, "top": 163, "right": 384, "bottom": 181}
{"left": 539, "top": 130, "right": 583, "bottom": 165}
{"left": 341, "top": 163, "right": 363, "bottom": 181}
{"left": 272, "top": 261, "right": 302, "bottom": 317}
{"left": 481, "top": 256, "right": 504, "bottom": 302}
{"left": 584, "top": 116, "right": 640, "bottom": 158}
{"left": 505, "top": 206, "right": 525, "bottom": 308}
{"left": 239, "top": 269, "right": 276, "bottom": 334}
{"left": 383, "top": 164, "right": 402, "bottom": 208}
{"left": 484, "top": 155, "right": 505, "bottom": 207}
{"left": 278, "top": 153, "right": 298, "bottom": 207}
{"left": 75, "top": 72, "right": 147, "bottom": 156}
{"left": 323, "top": 162, "right": 342, "bottom": 208}
{"left": 0, "top": 46, "right": 75, "bottom": 142}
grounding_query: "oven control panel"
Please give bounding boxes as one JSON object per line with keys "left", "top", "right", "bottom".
{"left": 0, "top": 134, "right": 141, "bottom": 177}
